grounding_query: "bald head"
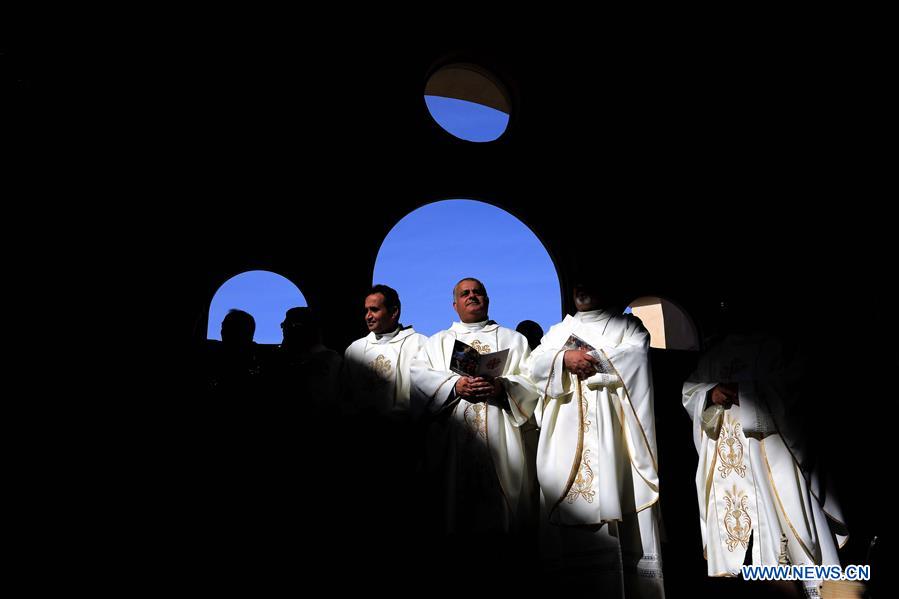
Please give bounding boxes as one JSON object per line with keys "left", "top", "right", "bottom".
{"left": 453, "top": 278, "right": 490, "bottom": 323}
{"left": 453, "top": 277, "right": 487, "bottom": 299}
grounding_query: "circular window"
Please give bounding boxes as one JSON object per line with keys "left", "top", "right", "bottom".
{"left": 424, "top": 64, "right": 510, "bottom": 142}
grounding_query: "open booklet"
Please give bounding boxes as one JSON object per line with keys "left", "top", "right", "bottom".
{"left": 563, "top": 333, "right": 619, "bottom": 387}
{"left": 450, "top": 339, "right": 509, "bottom": 379}
{"left": 563, "top": 333, "right": 603, "bottom": 364}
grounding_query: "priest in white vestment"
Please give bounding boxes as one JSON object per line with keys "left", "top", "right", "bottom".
{"left": 528, "top": 282, "right": 664, "bottom": 598}
{"left": 343, "top": 284, "right": 428, "bottom": 417}
{"left": 682, "top": 329, "right": 847, "bottom": 596}
{"left": 410, "top": 278, "right": 541, "bottom": 535}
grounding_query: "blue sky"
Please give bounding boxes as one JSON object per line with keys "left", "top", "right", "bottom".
{"left": 208, "top": 199, "right": 562, "bottom": 342}
{"left": 207, "top": 271, "right": 306, "bottom": 344}
{"left": 373, "top": 200, "right": 560, "bottom": 336}
{"left": 209, "top": 97, "right": 560, "bottom": 342}
{"left": 424, "top": 95, "right": 509, "bottom": 142}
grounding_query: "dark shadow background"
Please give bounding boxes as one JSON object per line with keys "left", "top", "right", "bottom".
{"left": 10, "top": 21, "right": 891, "bottom": 596}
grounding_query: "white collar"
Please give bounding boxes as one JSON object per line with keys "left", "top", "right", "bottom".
{"left": 573, "top": 309, "right": 611, "bottom": 324}
{"left": 367, "top": 325, "right": 411, "bottom": 344}
{"left": 450, "top": 319, "right": 497, "bottom": 334}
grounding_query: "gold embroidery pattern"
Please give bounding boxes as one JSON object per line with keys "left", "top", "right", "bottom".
{"left": 566, "top": 449, "right": 595, "bottom": 504}
{"left": 368, "top": 354, "right": 393, "bottom": 380}
{"left": 723, "top": 485, "right": 752, "bottom": 551}
{"left": 581, "top": 390, "right": 591, "bottom": 433}
{"left": 464, "top": 402, "right": 487, "bottom": 439}
{"left": 717, "top": 417, "right": 747, "bottom": 479}
{"left": 470, "top": 340, "right": 491, "bottom": 355}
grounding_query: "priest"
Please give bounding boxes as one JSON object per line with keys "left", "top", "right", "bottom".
{"left": 410, "top": 277, "right": 540, "bottom": 536}
{"left": 528, "top": 281, "right": 664, "bottom": 598}
{"left": 343, "top": 284, "right": 428, "bottom": 417}
{"left": 682, "top": 310, "right": 847, "bottom": 597}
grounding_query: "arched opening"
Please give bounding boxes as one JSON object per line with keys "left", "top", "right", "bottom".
{"left": 626, "top": 296, "right": 699, "bottom": 350}
{"left": 207, "top": 270, "right": 307, "bottom": 344}
{"left": 373, "top": 199, "right": 560, "bottom": 337}
{"left": 424, "top": 63, "right": 510, "bottom": 142}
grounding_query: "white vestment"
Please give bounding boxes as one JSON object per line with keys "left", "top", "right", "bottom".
{"left": 528, "top": 310, "right": 664, "bottom": 598}
{"left": 682, "top": 333, "right": 847, "bottom": 578}
{"left": 343, "top": 325, "right": 428, "bottom": 416}
{"left": 410, "top": 320, "right": 540, "bottom": 534}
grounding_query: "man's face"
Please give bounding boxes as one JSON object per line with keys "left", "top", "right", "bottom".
{"left": 365, "top": 293, "right": 399, "bottom": 334}
{"left": 573, "top": 283, "right": 601, "bottom": 312}
{"left": 453, "top": 280, "right": 489, "bottom": 323}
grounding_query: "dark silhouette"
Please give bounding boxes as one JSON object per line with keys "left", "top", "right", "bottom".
{"left": 203, "top": 309, "right": 262, "bottom": 396}
{"left": 515, "top": 319, "right": 544, "bottom": 350}
{"left": 265, "top": 307, "right": 342, "bottom": 408}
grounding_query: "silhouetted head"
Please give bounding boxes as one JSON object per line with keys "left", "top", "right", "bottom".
{"left": 453, "top": 278, "right": 489, "bottom": 323}
{"left": 516, "top": 320, "right": 544, "bottom": 350}
{"left": 569, "top": 264, "right": 631, "bottom": 314}
{"left": 571, "top": 281, "right": 616, "bottom": 312}
{"left": 221, "top": 309, "right": 255, "bottom": 346}
{"left": 705, "top": 295, "right": 767, "bottom": 342}
{"left": 365, "top": 284, "right": 401, "bottom": 334}
{"left": 281, "top": 306, "right": 320, "bottom": 350}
